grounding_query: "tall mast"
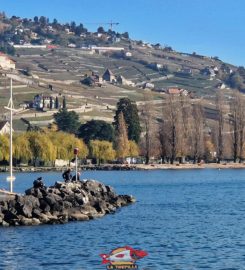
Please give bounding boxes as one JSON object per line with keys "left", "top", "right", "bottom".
{"left": 5, "top": 78, "right": 15, "bottom": 193}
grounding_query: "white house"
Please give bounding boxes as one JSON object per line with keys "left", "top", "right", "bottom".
{"left": 0, "top": 121, "right": 12, "bottom": 135}
{"left": 0, "top": 53, "right": 15, "bottom": 70}
{"left": 124, "top": 51, "right": 132, "bottom": 57}
{"left": 33, "top": 94, "right": 55, "bottom": 109}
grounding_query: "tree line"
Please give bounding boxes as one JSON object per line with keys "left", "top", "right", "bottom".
{"left": 0, "top": 98, "right": 141, "bottom": 165}
{"left": 140, "top": 90, "right": 245, "bottom": 164}
{"left": 1, "top": 92, "right": 245, "bottom": 166}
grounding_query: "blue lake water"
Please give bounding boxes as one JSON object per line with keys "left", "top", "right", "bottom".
{"left": 1, "top": 169, "right": 245, "bottom": 269}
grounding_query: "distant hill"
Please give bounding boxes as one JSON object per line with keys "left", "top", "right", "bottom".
{"left": 0, "top": 12, "right": 245, "bottom": 131}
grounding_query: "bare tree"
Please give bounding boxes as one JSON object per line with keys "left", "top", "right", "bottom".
{"left": 141, "top": 92, "right": 157, "bottom": 164}
{"left": 158, "top": 107, "right": 169, "bottom": 163}
{"left": 190, "top": 102, "right": 204, "bottom": 163}
{"left": 164, "top": 95, "right": 180, "bottom": 164}
{"left": 215, "top": 91, "right": 225, "bottom": 163}
{"left": 178, "top": 95, "right": 192, "bottom": 163}
{"left": 229, "top": 91, "right": 245, "bottom": 162}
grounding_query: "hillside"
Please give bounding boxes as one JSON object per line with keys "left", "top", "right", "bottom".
{"left": 0, "top": 12, "right": 244, "bottom": 131}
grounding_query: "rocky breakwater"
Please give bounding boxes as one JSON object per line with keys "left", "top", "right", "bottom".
{"left": 0, "top": 180, "right": 135, "bottom": 226}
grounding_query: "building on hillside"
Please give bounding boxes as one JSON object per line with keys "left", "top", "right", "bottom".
{"left": 81, "top": 73, "right": 103, "bottom": 87}
{"left": 0, "top": 53, "right": 15, "bottom": 70}
{"left": 33, "top": 94, "right": 56, "bottom": 109}
{"left": 116, "top": 75, "right": 135, "bottom": 86}
{"left": 200, "top": 67, "right": 216, "bottom": 78}
{"left": 68, "top": 43, "right": 76, "bottom": 48}
{"left": 180, "top": 67, "right": 193, "bottom": 75}
{"left": 216, "top": 82, "right": 227, "bottom": 89}
{"left": 124, "top": 51, "right": 132, "bottom": 58}
{"left": 167, "top": 87, "right": 189, "bottom": 96}
{"left": 143, "top": 82, "right": 155, "bottom": 90}
{"left": 102, "top": 69, "right": 116, "bottom": 83}
{"left": 90, "top": 46, "right": 124, "bottom": 54}
{"left": 0, "top": 121, "right": 12, "bottom": 135}
{"left": 148, "top": 63, "right": 163, "bottom": 71}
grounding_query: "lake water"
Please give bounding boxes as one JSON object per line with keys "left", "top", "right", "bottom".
{"left": 1, "top": 169, "right": 245, "bottom": 269}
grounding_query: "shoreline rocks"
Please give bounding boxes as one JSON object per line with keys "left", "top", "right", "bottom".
{"left": 0, "top": 180, "right": 136, "bottom": 227}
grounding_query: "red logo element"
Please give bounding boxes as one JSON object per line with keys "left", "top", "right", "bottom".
{"left": 100, "top": 246, "right": 148, "bottom": 269}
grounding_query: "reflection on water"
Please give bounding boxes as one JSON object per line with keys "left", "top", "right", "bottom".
{"left": 0, "top": 169, "right": 245, "bottom": 269}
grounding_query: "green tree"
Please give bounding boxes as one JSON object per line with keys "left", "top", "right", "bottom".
{"left": 55, "top": 96, "right": 59, "bottom": 109}
{"left": 54, "top": 109, "right": 80, "bottom": 134}
{"left": 77, "top": 120, "right": 115, "bottom": 144}
{"left": 97, "top": 26, "right": 105, "bottom": 33}
{"left": 39, "top": 16, "right": 47, "bottom": 26}
{"left": 75, "top": 24, "right": 84, "bottom": 36}
{"left": 90, "top": 140, "right": 115, "bottom": 164}
{"left": 52, "top": 18, "right": 58, "bottom": 26}
{"left": 114, "top": 98, "right": 141, "bottom": 143}
{"left": 33, "top": 16, "right": 39, "bottom": 24}
{"left": 70, "top": 21, "right": 76, "bottom": 32}
{"left": 63, "top": 96, "right": 66, "bottom": 109}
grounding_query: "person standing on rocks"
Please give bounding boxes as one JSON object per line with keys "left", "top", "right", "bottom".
{"left": 72, "top": 172, "right": 80, "bottom": 182}
{"left": 62, "top": 168, "right": 72, "bottom": 182}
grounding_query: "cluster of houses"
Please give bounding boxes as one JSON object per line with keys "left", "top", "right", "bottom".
{"left": 81, "top": 68, "right": 191, "bottom": 97}
{"left": 81, "top": 69, "right": 135, "bottom": 87}
{"left": 32, "top": 94, "right": 64, "bottom": 110}
{"left": 200, "top": 65, "right": 233, "bottom": 80}
{"left": 0, "top": 52, "right": 15, "bottom": 70}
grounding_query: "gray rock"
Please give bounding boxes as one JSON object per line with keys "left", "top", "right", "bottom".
{"left": 69, "top": 212, "right": 89, "bottom": 221}
{"left": 0, "top": 179, "right": 135, "bottom": 226}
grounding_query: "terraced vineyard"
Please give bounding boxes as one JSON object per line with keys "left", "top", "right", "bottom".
{"left": 0, "top": 42, "right": 237, "bottom": 131}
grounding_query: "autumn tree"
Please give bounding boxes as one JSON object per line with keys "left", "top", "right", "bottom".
{"left": 13, "top": 134, "right": 31, "bottom": 162}
{"left": 0, "top": 135, "right": 9, "bottom": 161}
{"left": 26, "top": 131, "right": 55, "bottom": 165}
{"left": 115, "top": 112, "right": 129, "bottom": 159}
{"left": 128, "top": 140, "right": 139, "bottom": 157}
{"left": 47, "top": 131, "right": 88, "bottom": 161}
{"left": 90, "top": 140, "right": 116, "bottom": 164}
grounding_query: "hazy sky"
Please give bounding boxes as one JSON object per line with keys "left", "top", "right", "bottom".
{"left": 1, "top": 0, "right": 245, "bottom": 66}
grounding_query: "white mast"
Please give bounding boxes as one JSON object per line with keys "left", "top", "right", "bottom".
{"left": 4, "top": 78, "right": 16, "bottom": 193}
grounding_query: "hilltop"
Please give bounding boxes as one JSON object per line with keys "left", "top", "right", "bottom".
{"left": 0, "top": 12, "right": 245, "bottom": 131}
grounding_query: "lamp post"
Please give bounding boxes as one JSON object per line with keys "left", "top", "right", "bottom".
{"left": 74, "top": 147, "right": 79, "bottom": 181}
{"left": 4, "top": 78, "right": 16, "bottom": 193}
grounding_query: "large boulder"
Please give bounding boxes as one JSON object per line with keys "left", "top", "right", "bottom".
{"left": 0, "top": 179, "right": 135, "bottom": 226}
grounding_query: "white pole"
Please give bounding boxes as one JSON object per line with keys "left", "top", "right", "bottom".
{"left": 9, "top": 78, "right": 13, "bottom": 193}
{"left": 5, "top": 78, "right": 15, "bottom": 193}
{"left": 75, "top": 154, "right": 78, "bottom": 181}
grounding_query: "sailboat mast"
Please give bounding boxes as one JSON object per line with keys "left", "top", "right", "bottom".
{"left": 5, "top": 77, "right": 15, "bottom": 193}
{"left": 9, "top": 78, "right": 13, "bottom": 193}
